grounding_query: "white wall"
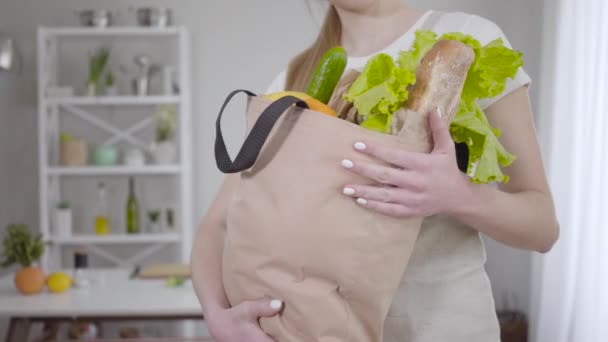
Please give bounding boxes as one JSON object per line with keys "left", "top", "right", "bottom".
{"left": 0, "top": 0, "right": 543, "bottom": 336}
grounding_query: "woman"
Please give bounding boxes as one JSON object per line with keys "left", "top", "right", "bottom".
{"left": 192, "top": 1, "right": 559, "bottom": 341}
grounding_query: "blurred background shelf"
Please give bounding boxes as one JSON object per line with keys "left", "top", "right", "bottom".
{"left": 42, "top": 26, "right": 183, "bottom": 37}
{"left": 47, "top": 233, "right": 181, "bottom": 245}
{"left": 47, "top": 165, "right": 181, "bottom": 176}
{"left": 46, "top": 95, "right": 181, "bottom": 106}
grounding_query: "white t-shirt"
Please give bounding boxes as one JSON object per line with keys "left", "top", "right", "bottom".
{"left": 266, "top": 10, "right": 531, "bottom": 110}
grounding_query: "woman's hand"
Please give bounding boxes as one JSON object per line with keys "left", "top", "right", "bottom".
{"left": 341, "top": 109, "right": 471, "bottom": 218}
{"left": 207, "top": 298, "right": 282, "bottom": 342}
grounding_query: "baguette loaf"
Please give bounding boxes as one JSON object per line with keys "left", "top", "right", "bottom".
{"left": 393, "top": 39, "right": 475, "bottom": 150}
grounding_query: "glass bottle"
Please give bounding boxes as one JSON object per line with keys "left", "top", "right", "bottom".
{"left": 126, "top": 177, "right": 140, "bottom": 234}
{"left": 94, "top": 182, "right": 110, "bottom": 235}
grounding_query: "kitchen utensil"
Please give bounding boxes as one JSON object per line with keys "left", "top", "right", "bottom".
{"left": 131, "top": 54, "right": 162, "bottom": 96}
{"left": 134, "top": 7, "right": 172, "bottom": 27}
{"left": 132, "top": 76, "right": 149, "bottom": 96}
{"left": 76, "top": 10, "right": 114, "bottom": 28}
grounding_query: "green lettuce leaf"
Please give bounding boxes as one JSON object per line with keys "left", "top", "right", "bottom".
{"left": 344, "top": 53, "right": 415, "bottom": 133}
{"left": 450, "top": 101, "right": 516, "bottom": 183}
{"left": 398, "top": 30, "right": 438, "bottom": 71}
{"left": 461, "top": 38, "right": 524, "bottom": 102}
{"left": 343, "top": 29, "right": 524, "bottom": 183}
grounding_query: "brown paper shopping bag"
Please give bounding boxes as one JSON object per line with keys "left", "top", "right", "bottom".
{"left": 215, "top": 90, "right": 433, "bottom": 342}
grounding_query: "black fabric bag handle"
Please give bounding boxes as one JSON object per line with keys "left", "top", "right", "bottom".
{"left": 215, "top": 90, "right": 310, "bottom": 173}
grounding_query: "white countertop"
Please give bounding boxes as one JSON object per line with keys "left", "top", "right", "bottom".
{"left": 0, "top": 268, "right": 203, "bottom": 318}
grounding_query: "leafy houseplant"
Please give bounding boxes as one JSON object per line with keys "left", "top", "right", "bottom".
{"left": 104, "top": 70, "right": 118, "bottom": 96}
{"left": 147, "top": 210, "right": 161, "bottom": 232}
{"left": 151, "top": 105, "right": 177, "bottom": 164}
{"left": 1, "top": 224, "right": 46, "bottom": 295}
{"left": 87, "top": 47, "right": 110, "bottom": 96}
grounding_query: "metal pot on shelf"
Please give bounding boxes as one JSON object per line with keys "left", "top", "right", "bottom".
{"left": 76, "top": 10, "right": 114, "bottom": 28}
{"left": 134, "top": 7, "right": 172, "bottom": 27}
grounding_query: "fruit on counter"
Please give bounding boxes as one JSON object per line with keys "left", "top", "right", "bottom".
{"left": 306, "top": 46, "right": 348, "bottom": 104}
{"left": 14, "top": 267, "right": 46, "bottom": 295}
{"left": 47, "top": 272, "right": 72, "bottom": 293}
{"left": 263, "top": 91, "right": 337, "bottom": 117}
{"left": 166, "top": 276, "right": 186, "bottom": 287}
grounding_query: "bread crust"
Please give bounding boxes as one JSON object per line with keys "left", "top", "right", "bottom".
{"left": 393, "top": 40, "right": 475, "bottom": 147}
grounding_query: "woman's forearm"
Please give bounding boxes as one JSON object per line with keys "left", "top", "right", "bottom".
{"left": 452, "top": 183, "right": 559, "bottom": 253}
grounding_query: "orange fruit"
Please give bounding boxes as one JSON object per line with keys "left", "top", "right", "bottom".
{"left": 263, "top": 91, "right": 337, "bottom": 117}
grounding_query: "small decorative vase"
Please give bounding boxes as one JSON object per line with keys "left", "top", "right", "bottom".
{"left": 86, "top": 81, "right": 101, "bottom": 96}
{"left": 151, "top": 141, "right": 176, "bottom": 164}
{"left": 93, "top": 145, "right": 119, "bottom": 166}
{"left": 60, "top": 138, "right": 88, "bottom": 166}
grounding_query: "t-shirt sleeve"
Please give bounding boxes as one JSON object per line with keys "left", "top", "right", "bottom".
{"left": 464, "top": 15, "right": 532, "bottom": 109}
{"left": 266, "top": 69, "right": 287, "bottom": 93}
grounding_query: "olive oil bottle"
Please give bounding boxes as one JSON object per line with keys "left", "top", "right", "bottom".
{"left": 126, "top": 177, "right": 140, "bottom": 234}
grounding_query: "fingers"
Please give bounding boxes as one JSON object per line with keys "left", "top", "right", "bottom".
{"left": 352, "top": 141, "right": 428, "bottom": 170}
{"left": 429, "top": 107, "right": 454, "bottom": 154}
{"left": 341, "top": 159, "right": 423, "bottom": 190}
{"left": 342, "top": 184, "right": 422, "bottom": 205}
{"left": 241, "top": 298, "right": 283, "bottom": 321}
{"left": 356, "top": 199, "right": 421, "bottom": 218}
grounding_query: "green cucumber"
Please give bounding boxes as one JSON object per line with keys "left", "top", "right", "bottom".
{"left": 306, "top": 46, "right": 348, "bottom": 104}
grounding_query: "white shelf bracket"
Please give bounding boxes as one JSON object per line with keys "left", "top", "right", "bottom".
{"left": 104, "top": 116, "right": 153, "bottom": 147}
{"left": 83, "top": 245, "right": 128, "bottom": 267}
{"left": 124, "top": 243, "right": 170, "bottom": 265}
{"left": 62, "top": 104, "right": 150, "bottom": 151}
{"left": 81, "top": 242, "right": 170, "bottom": 267}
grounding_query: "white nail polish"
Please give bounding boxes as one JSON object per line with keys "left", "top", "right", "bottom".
{"left": 270, "top": 299, "right": 282, "bottom": 310}
{"left": 354, "top": 142, "right": 367, "bottom": 151}
{"left": 341, "top": 159, "right": 354, "bottom": 169}
{"left": 436, "top": 106, "right": 444, "bottom": 118}
{"left": 343, "top": 187, "right": 355, "bottom": 195}
{"left": 356, "top": 198, "right": 368, "bottom": 205}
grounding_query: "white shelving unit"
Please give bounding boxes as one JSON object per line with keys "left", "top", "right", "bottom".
{"left": 46, "top": 95, "right": 180, "bottom": 106}
{"left": 37, "top": 26, "right": 193, "bottom": 269}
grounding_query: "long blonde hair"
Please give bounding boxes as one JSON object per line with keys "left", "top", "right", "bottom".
{"left": 285, "top": 5, "right": 342, "bottom": 91}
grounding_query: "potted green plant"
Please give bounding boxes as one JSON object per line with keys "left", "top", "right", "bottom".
{"left": 151, "top": 105, "right": 177, "bottom": 164}
{"left": 87, "top": 47, "right": 110, "bottom": 96}
{"left": 1, "top": 224, "right": 46, "bottom": 295}
{"left": 104, "top": 70, "right": 118, "bottom": 96}
{"left": 147, "top": 210, "right": 161, "bottom": 232}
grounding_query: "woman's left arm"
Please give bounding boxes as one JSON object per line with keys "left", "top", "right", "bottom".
{"left": 454, "top": 86, "right": 559, "bottom": 253}
{"left": 342, "top": 86, "right": 559, "bottom": 253}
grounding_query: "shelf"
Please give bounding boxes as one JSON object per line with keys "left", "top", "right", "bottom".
{"left": 46, "top": 96, "right": 180, "bottom": 106}
{"left": 47, "top": 233, "right": 181, "bottom": 245}
{"left": 42, "top": 26, "right": 183, "bottom": 37}
{"left": 47, "top": 165, "right": 180, "bottom": 176}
